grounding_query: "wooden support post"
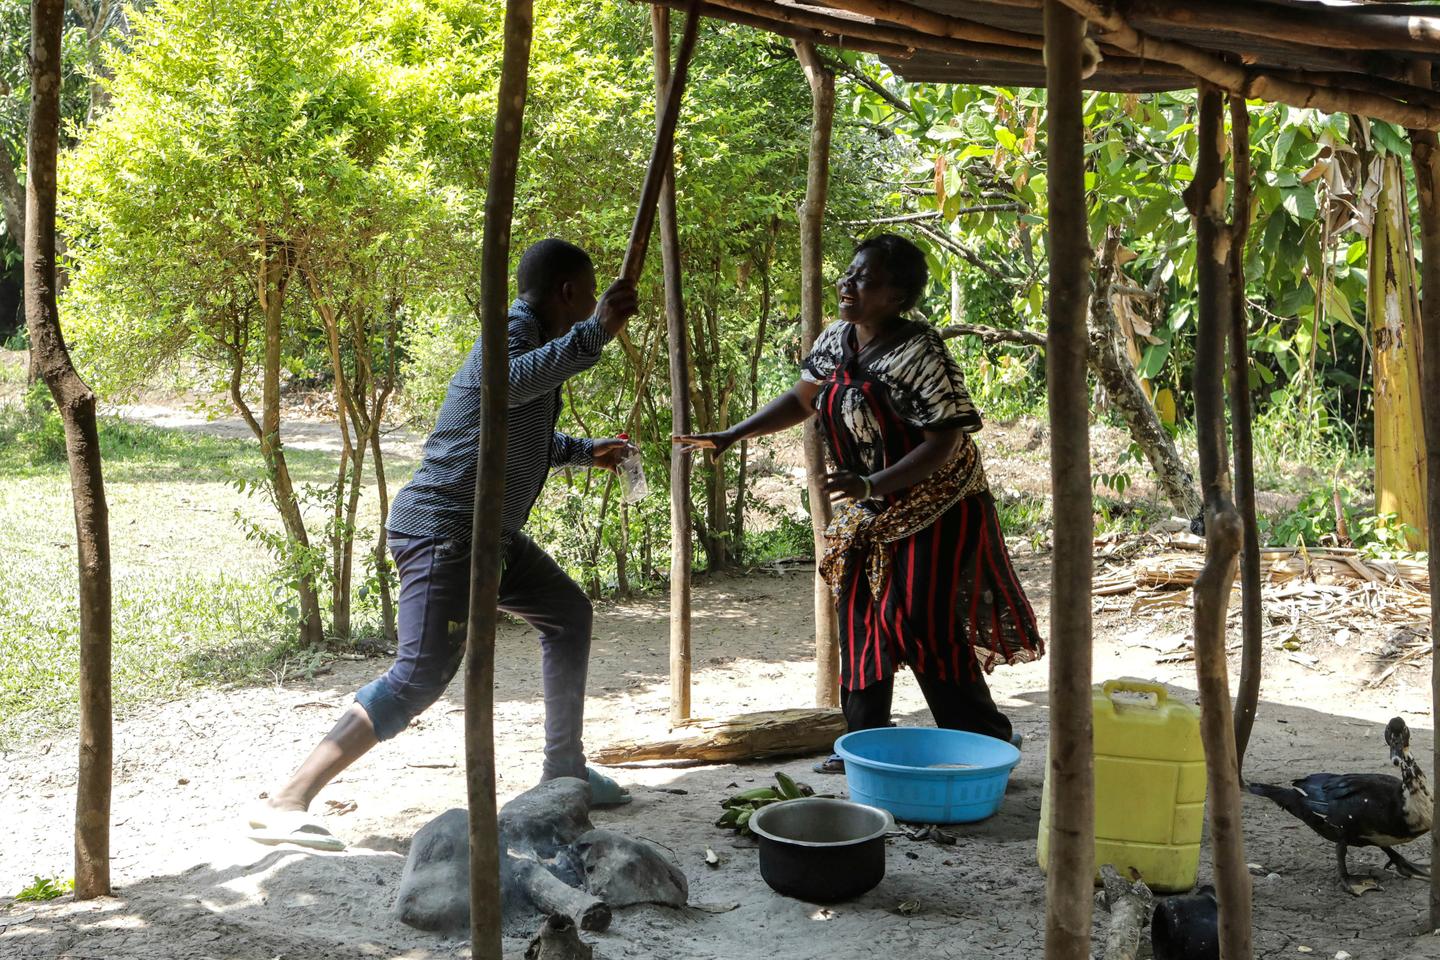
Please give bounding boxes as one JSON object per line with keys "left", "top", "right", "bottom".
{"left": 652, "top": 5, "right": 694, "bottom": 727}
{"left": 466, "top": 0, "right": 532, "bottom": 955}
{"left": 794, "top": 40, "right": 840, "bottom": 709}
{"left": 1227, "top": 95, "right": 1263, "bottom": 769}
{"left": 622, "top": 0, "right": 701, "bottom": 284}
{"left": 1041, "top": 4, "right": 1094, "bottom": 958}
{"left": 1407, "top": 123, "right": 1440, "bottom": 932}
{"left": 26, "top": 0, "right": 112, "bottom": 901}
{"left": 1188, "top": 82, "right": 1253, "bottom": 960}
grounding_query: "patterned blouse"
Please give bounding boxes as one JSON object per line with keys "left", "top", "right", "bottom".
{"left": 801, "top": 320, "right": 983, "bottom": 475}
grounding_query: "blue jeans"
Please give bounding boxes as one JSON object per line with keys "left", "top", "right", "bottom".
{"left": 356, "top": 532, "right": 593, "bottom": 780}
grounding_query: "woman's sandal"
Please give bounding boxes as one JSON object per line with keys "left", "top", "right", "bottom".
{"left": 812, "top": 754, "right": 845, "bottom": 775}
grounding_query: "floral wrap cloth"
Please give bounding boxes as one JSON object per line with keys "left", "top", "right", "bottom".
{"left": 818, "top": 437, "right": 990, "bottom": 603}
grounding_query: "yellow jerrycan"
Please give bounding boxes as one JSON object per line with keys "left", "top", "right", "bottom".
{"left": 1037, "top": 679, "right": 1205, "bottom": 893}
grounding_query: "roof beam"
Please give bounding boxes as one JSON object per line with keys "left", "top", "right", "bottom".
{"left": 1125, "top": 0, "right": 1440, "bottom": 56}
{"left": 708, "top": 0, "right": 1055, "bottom": 61}
{"left": 645, "top": 0, "right": 916, "bottom": 56}
{"left": 1057, "top": 0, "right": 1440, "bottom": 128}
{"left": 816, "top": 0, "right": 1047, "bottom": 50}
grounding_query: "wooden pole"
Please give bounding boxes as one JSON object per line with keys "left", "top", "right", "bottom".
{"left": 1042, "top": 4, "right": 1094, "bottom": 958}
{"left": 1227, "top": 95, "right": 1263, "bottom": 770}
{"left": 1406, "top": 123, "right": 1440, "bottom": 933}
{"left": 622, "top": 0, "right": 701, "bottom": 285}
{"left": 1188, "top": 81, "right": 1253, "bottom": 960}
{"left": 651, "top": 5, "right": 694, "bottom": 727}
{"left": 794, "top": 40, "right": 840, "bottom": 710}
{"left": 26, "top": 0, "right": 112, "bottom": 901}
{"left": 466, "top": 0, "right": 532, "bottom": 954}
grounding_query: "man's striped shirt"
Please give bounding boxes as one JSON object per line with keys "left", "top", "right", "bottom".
{"left": 387, "top": 299, "right": 607, "bottom": 542}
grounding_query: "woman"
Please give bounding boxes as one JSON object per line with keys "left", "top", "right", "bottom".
{"left": 676, "top": 234, "right": 1042, "bottom": 774}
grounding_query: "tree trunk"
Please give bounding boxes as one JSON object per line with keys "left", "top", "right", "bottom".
{"left": 794, "top": 40, "right": 840, "bottom": 710}
{"left": 1368, "top": 152, "right": 1429, "bottom": 549}
{"left": 312, "top": 289, "right": 356, "bottom": 642}
{"left": 26, "top": 0, "right": 112, "bottom": 901}
{"left": 466, "top": 1, "right": 532, "bottom": 956}
{"left": 339, "top": 436, "right": 365, "bottom": 641}
{"left": 1406, "top": 125, "right": 1440, "bottom": 933}
{"left": 1227, "top": 95, "right": 1264, "bottom": 770}
{"left": 1187, "top": 81, "right": 1253, "bottom": 960}
{"left": 651, "top": 3, "right": 694, "bottom": 727}
{"left": 0, "top": 144, "right": 23, "bottom": 248}
{"left": 705, "top": 465, "right": 728, "bottom": 569}
{"left": 1088, "top": 231, "right": 1200, "bottom": 519}
{"left": 369, "top": 426, "right": 397, "bottom": 646}
{"left": 1042, "top": 6, "right": 1095, "bottom": 957}
{"left": 254, "top": 241, "right": 324, "bottom": 646}
{"left": 732, "top": 221, "right": 776, "bottom": 553}
{"left": 360, "top": 308, "right": 399, "bottom": 645}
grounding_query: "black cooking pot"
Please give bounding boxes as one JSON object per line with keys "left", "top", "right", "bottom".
{"left": 1152, "top": 886, "right": 1219, "bottom": 960}
{"left": 747, "top": 797, "right": 893, "bottom": 903}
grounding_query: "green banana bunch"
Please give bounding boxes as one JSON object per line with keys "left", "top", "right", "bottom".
{"left": 714, "top": 771, "right": 816, "bottom": 835}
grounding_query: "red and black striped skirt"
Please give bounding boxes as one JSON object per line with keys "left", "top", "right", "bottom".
{"left": 835, "top": 490, "right": 1043, "bottom": 691}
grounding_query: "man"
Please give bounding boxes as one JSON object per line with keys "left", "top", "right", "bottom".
{"left": 249, "top": 239, "right": 638, "bottom": 850}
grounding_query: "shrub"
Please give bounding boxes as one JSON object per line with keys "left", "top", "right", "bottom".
{"left": 0, "top": 382, "right": 66, "bottom": 465}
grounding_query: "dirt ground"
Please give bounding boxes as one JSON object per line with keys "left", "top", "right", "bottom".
{"left": 4, "top": 551, "right": 1439, "bottom": 960}
{"left": 1, "top": 387, "right": 1432, "bottom": 958}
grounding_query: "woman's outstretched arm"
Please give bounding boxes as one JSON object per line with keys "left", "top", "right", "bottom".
{"left": 674, "top": 378, "right": 820, "bottom": 456}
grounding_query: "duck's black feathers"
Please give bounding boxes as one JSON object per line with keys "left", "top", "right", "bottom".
{"left": 1248, "top": 774, "right": 1415, "bottom": 847}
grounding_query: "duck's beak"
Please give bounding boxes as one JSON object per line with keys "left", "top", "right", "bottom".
{"left": 1391, "top": 743, "right": 1406, "bottom": 766}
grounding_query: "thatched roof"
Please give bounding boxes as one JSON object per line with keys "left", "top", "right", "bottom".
{"left": 646, "top": 0, "right": 1440, "bottom": 126}
{"left": 885, "top": 1, "right": 1436, "bottom": 90}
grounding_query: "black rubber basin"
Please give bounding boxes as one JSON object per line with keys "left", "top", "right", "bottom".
{"left": 1153, "top": 887, "right": 1219, "bottom": 960}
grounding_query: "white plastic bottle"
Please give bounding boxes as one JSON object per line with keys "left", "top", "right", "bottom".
{"left": 615, "top": 432, "right": 649, "bottom": 504}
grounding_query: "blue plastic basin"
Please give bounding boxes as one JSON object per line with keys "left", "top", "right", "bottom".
{"left": 835, "top": 727, "right": 1021, "bottom": 824}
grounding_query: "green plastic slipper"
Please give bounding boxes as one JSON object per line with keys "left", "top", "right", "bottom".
{"left": 587, "top": 767, "right": 632, "bottom": 807}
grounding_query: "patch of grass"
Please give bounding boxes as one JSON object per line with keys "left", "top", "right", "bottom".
{"left": 0, "top": 412, "right": 340, "bottom": 484}
{"left": 0, "top": 417, "right": 401, "bottom": 746}
{"left": 0, "top": 346, "right": 26, "bottom": 382}
{"left": 742, "top": 511, "right": 816, "bottom": 565}
{"left": 15, "top": 876, "right": 73, "bottom": 902}
{"left": 1250, "top": 385, "right": 1370, "bottom": 494}
{"left": 1094, "top": 495, "right": 1167, "bottom": 536}
{"left": 994, "top": 490, "right": 1050, "bottom": 550}
{"left": 0, "top": 382, "right": 66, "bottom": 466}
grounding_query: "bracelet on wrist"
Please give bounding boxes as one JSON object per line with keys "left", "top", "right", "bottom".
{"left": 860, "top": 475, "right": 874, "bottom": 500}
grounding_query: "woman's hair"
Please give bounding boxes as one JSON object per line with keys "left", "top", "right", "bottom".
{"left": 854, "top": 233, "right": 928, "bottom": 312}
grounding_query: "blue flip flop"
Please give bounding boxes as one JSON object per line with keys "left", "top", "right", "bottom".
{"left": 587, "top": 767, "right": 632, "bottom": 807}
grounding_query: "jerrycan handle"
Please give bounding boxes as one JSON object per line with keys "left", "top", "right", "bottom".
{"left": 1102, "top": 679, "right": 1168, "bottom": 708}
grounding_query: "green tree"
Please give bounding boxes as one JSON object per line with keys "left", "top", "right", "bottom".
{"left": 841, "top": 65, "right": 1379, "bottom": 507}
{"left": 61, "top": 0, "right": 490, "bottom": 643}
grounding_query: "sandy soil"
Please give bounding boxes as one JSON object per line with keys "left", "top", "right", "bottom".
{"left": 0, "top": 387, "right": 1427, "bottom": 958}
{"left": 4, "top": 553, "right": 1439, "bottom": 960}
